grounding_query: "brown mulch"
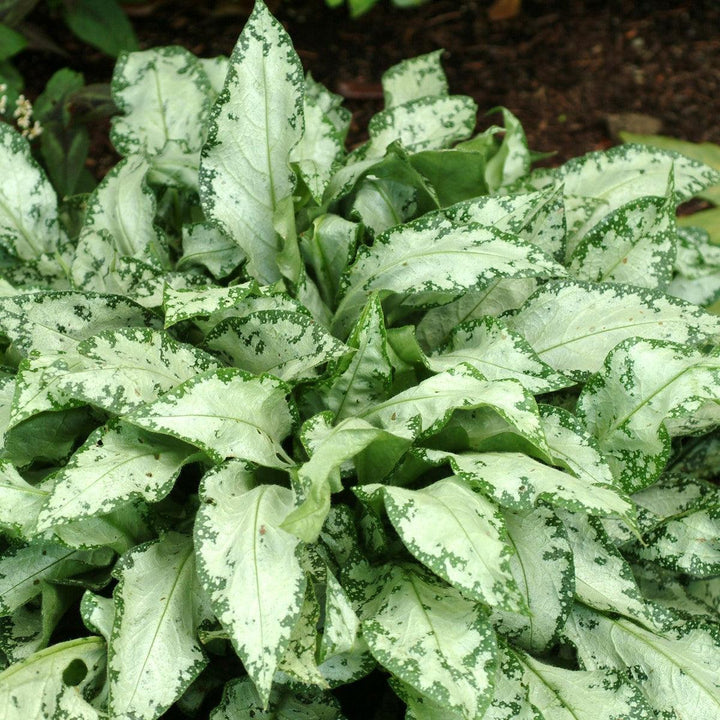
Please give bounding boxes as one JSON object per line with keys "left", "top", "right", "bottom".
{"left": 13, "top": 0, "right": 720, "bottom": 177}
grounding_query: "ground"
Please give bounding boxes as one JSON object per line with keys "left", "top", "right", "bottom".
{"left": 14, "top": 0, "right": 720, "bottom": 177}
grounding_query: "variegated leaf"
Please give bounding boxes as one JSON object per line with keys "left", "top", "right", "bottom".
{"left": 310, "top": 294, "right": 392, "bottom": 419}
{"left": 162, "top": 282, "right": 255, "bottom": 328}
{"left": 427, "top": 448, "right": 632, "bottom": 521}
{"left": 209, "top": 677, "right": 345, "bottom": 720}
{"left": 0, "top": 460, "right": 48, "bottom": 539}
{"left": 443, "top": 187, "right": 566, "bottom": 261}
{"left": 72, "top": 156, "right": 168, "bottom": 291}
{"left": 177, "top": 222, "right": 246, "bottom": 280}
{"left": 199, "top": 0, "right": 304, "bottom": 284}
{"left": 0, "top": 123, "right": 60, "bottom": 260}
{"left": 516, "top": 645, "right": 655, "bottom": 720}
{"left": 558, "top": 510, "right": 649, "bottom": 625}
{"left": 282, "top": 414, "right": 406, "bottom": 543}
{"left": 124, "top": 367, "right": 294, "bottom": 467}
{"left": 509, "top": 280, "right": 720, "bottom": 376}
{"left": 0, "top": 637, "right": 106, "bottom": 720}
{"left": 57, "top": 327, "right": 220, "bottom": 415}
{"left": 362, "top": 564, "right": 497, "bottom": 720}
{"left": 205, "top": 310, "right": 348, "bottom": 382}
{"left": 565, "top": 603, "right": 720, "bottom": 719}
{"left": 629, "top": 503, "right": 720, "bottom": 578}
{"left": 381, "top": 50, "right": 448, "bottom": 108}
{"left": 484, "top": 107, "right": 531, "bottom": 192}
{"left": 291, "top": 92, "right": 344, "bottom": 202}
{"left": 577, "top": 338, "right": 720, "bottom": 492}
{"left": 568, "top": 195, "right": 676, "bottom": 288}
{"left": 194, "top": 462, "right": 306, "bottom": 705}
{"left": 300, "top": 214, "right": 359, "bottom": 309}
{"left": 109, "top": 532, "right": 207, "bottom": 720}
{"left": 360, "top": 95, "right": 477, "bottom": 160}
{"left": 523, "top": 143, "right": 720, "bottom": 253}
{"left": 359, "top": 365, "right": 547, "bottom": 454}
{"left": 0, "top": 542, "right": 112, "bottom": 615}
{"left": 427, "top": 316, "right": 572, "bottom": 394}
{"left": 381, "top": 478, "right": 522, "bottom": 610}
{"left": 0, "top": 291, "right": 158, "bottom": 357}
{"left": 334, "top": 215, "right": 564, "bottom": 335}
{"left": 80, "top": 591, "right": 115, "bottom": 641}
{"left": 491, "top": 506, "right": 574, "bottom": 653}
{"left": 416, "top": 278, "right": 539, "bottom": 350}
{"left": 36, "top": 421, "right": 195, "bottom": 529}
{"left": 111, "top": 46, "right": 211, "bottom": 165}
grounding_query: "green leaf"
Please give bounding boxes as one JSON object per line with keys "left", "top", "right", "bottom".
{"left": 205, "top": 310, "right": 348, "bottom": 382}
{"left": 111, "top": 46, "right": 211, "bottom": 158}
{"left": 194, "top": 462, "right": 307, "bottom": 705}
{"left": 0, "top": 636, "right": 106, "bottom": 720}
{"left": 109, "top": 532, "right": 207, "bottom": 719}
{"left": 568, "top": 194, "right": 676, "bottom": 288}
{"left": 362, "top": 564, "right": 497, "bottom": 720}
{"left": 381, "top": 50, "right": 448, "bottom": 108}
{"left": 0, "top": 123, "right": 61, "bottom": 260}
{"left": 427, "top": 316, "right": 572, "bottom": 394}
{"left": 509, "top": 280, "right": 720, "bottom": 376}
{"left": 566, "top": 603, "right": 720, "bottom": 719}
{"left": 63, "top": 0, "right": 138, "bottom": 57}
{"left": 381, "top": 477, "right": 522, "bottom": 610}
{"left": 578, "top": 338, "right": 720, "bottom": 492}
{"left": 124, "top": 367, "right": 294, "bottom": 467}
{"left": 300, "top": 214, "right": 359, "bottom": 309}
{"left": 199, "top": 0, "right": 304, "bottom": 285}
{"left": 334, "top": 214, "right": 564, "bottom": 335}
{"left": 36, "top": 421, "right": 195, "bottom": 529}
{"left": 491, "top": 506, "right": 574, "bottom": 653}
{"left": 0, "top": 24, "right": 26, "bottom": 61}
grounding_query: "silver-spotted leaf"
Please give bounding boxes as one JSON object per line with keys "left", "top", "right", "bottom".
{"left": 491, "top": 506, "right": 574, "bottom": 653}
{"left": 577, "top": 338, "right": 720, "bottom": 491}
{"left": 362, "top": 564, "right": 497, "bottom": 720}
{"left": 124, "top": 367, "right": 294, "bottom": 467}
{"left": 0, "top": 637, "right": 106, "bottom": 720}
{"left": 36, "top": 421, "right": 195, "bottom": 530}
{"left": 382, "top": 478, "right": 522, "bottom": 610}
{"left": 109, "top": 532, "right": 207, "bottom": 720}
{"left": 0, "top": 123, "right": 60, "bottom": 260}
{"left": 199, "top": 0, "right": 304, "bottom": 284}
{"left": 194, "top": 462, "right": 306, "bottom": 705}
{"left": 509, "top": 280, "right": 720, "bottom": 376}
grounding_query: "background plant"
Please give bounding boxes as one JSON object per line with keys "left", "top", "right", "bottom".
{"left": 0, "top": 1, "right": 718, "bottom": 718}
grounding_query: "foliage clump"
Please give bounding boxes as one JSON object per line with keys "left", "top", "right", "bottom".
{"left": 0, "top": 2, "right": 719, "bottom": 718}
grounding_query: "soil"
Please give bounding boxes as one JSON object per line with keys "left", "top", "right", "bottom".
{"left": 13, "top": 0, "right": 720, "bottom": 179}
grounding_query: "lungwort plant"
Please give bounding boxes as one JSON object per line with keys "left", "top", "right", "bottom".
{"left": 1, "top": 2, "right": 720, "bottom": 718}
